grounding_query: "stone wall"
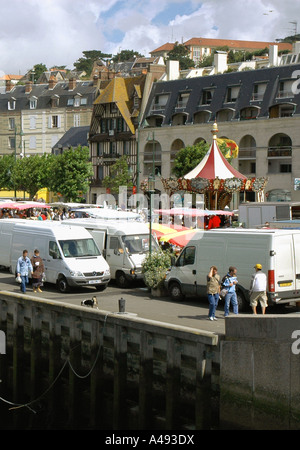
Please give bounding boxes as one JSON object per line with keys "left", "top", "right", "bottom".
{"left": 220, "top": 314, "right": 300, "bottom": 430}
{"left": 0, "top": 291, "right": 221, "bottom": 430}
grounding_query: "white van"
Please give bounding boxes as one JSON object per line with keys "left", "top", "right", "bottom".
{"left": 164, "top": 228, "right": 300, "bottom": 310}
{"left": 0, "top": 220, "right": 110, "bottom": 292}
{"left": 62, "top": 218, "right": 159, "bottom": 287}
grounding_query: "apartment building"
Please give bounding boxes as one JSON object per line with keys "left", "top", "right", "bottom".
{"left": 138, "top": 62, "right": 300, "bottom": 202}
{"left": 151, "top": 38, "right": 292, "bottom": 65}
{"left": 0, "top": 77, "right": 101, "bottom": 157}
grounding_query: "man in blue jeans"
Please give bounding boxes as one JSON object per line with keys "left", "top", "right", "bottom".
{"left": 223, "top": 266, "right": 238, "bottom": 317}
{"left": 16, "top": 249, "right": 33, "bottom": 293}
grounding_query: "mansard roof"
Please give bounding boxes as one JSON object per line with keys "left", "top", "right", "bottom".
{"left": 0, "top": 80, "right": 99, "bottom": 111}
{"left": 142, "top": 63, "right": 300, "bottom": 125}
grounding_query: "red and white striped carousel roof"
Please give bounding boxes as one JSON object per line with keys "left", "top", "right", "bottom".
{"left": 183, "top": 138, "right": 247, "bottom": 180}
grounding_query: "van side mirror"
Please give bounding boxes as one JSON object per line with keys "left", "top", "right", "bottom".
{"left": 171, "top": 255, "right": 176, "bottom": 266}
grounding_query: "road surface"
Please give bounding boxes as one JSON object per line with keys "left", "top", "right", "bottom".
{"left": 0, "top": 268, "right": 297, "bottom": 335}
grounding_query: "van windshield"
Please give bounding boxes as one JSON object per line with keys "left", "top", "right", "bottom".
{"left": 121, "top": 234, "right": 159, "bottom": 254}
{"left": 59, "top": 239, "right": 100, "bottom": 258}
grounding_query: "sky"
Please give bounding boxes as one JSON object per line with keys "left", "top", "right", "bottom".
{"left": 1, "top": 0, "right": 300, "bottom": 75}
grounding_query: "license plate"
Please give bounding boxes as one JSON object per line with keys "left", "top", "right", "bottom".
{"left": 89, "top": 280, "right": 101, "bottom": 284}
{"left": 278, "top": 282, "right": 292, "bottom": 287}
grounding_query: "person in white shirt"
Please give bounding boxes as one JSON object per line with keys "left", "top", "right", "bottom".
{"left": 249, "top": 263, "right": 268, "bottom": 314}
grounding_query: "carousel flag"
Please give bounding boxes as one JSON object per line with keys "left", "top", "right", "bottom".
{"left": 217, "top": 138, "right": 239, "bottom": 158}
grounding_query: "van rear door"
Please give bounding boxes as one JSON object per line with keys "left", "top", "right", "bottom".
{"left": 274, "top": 234, "right": 295, "bottom": 292}
{"left": 292, "top": 233, "right": 300, "bottom": 291}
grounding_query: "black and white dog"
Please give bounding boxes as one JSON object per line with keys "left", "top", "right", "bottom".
{"left": 81, "top": 296, "right": 98, "bottom": 308}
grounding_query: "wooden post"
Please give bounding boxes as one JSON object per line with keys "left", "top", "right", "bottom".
{"left": 139, "top": 330, "right": 153, "bottom": 428}
{"left": 113, "top": 324, "right": 127, "bottom": 429}
{"left": 165, "top": 336, "right": 181, "bottom": 428}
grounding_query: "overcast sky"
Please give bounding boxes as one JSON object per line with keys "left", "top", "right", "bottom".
{"left": 1, "top": 0, "right": 299, "bottom": 74}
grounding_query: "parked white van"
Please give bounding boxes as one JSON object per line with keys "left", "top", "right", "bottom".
{"left": 62, "top": 218, "right": 159, "bottom": 287}
{"left": 0, "top": 220, "right": 110, "bottom": 292}
{"left": 164, "top": 228, "right": 300, "bottom": 310}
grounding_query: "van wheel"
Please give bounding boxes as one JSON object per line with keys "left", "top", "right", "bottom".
{"left": 57, "top": 276, "right": 70, "bottom": 293}
{"left": 236, "top": 289, "right": 248, "bottom": 312}
{"left": 169, "top": 282, "right": 185, "bottom": 301}
{"left": 116, "top": 271, "right": 129, "bottom": 288}
{"left": 95, "top": 284, "right": 107, "bottom": 291}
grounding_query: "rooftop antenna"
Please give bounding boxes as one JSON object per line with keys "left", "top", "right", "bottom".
{"left": 289, "top": 21, "right": 298, "bottom": 35}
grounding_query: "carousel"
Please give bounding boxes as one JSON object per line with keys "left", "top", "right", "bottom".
{"left": 160, "top": 122, "right": 268, "bottom": 210}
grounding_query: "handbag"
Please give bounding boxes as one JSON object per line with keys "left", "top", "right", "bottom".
{"left": 219, "top": 288, "right": 228, "bottom": 298}
{"left": 16, "top": 275, "right": 22, "bottom": 284}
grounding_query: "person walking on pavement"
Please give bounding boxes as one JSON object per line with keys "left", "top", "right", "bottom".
{"left": 207, "top": 266, "right": 220, "bottom": 320}
{"left": 249, "top": 263, "right": 268, "bottom": 314}
{"left": 30, "top": 249, "right": 45, "bottom": 293}
{"left": 223, "top": 266, "right": 239, "bottom": 316}
{"left": 16, "top": 249, "right": 33, "bottom": 293}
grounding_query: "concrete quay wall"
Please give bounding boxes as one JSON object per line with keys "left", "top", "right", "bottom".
{"left": 220, "top": 315, "right": 300, "bottom": 430}
{"left": 0, "top": 291, "right": 221, "bottom": 430}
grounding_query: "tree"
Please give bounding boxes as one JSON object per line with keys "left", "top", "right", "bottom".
{"left": 112, "top": 49, "right": 144, "bottom": 62}
{"left": 0, "top": 154, "right": 15, "bottom": 191}
{"left": 172, "top": 141, "right": 209, "bottom": 178}
{"left": 11, "top": 154, "right": 49, "bottom": 199}
{"left": 102, "top": 156, "right": 133, "bottom": 194}
{"left": 48, "top": 146, "right": 93, "bottom": 202}
{"left": 31, "top": 63, "right": 48, "bottom": 82}
{"left": 167, "top": 42, "right": 194, "bottom": 70}
{"left": 74, "top": 50, "right": 112, "bottom": 77}
{"left": 11, "top": 155, "right": 47, "bottom": 199}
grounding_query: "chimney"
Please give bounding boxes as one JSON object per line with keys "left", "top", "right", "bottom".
{"left": 166, "top": 60, "right": 180, "bottom": 81}
{"left": 49, "top": 75, "right": 57, "bottom": 90}
{"left": 93, "top": 75, "right": 99, "bottom": 87}
{"left": 214, "top": 51, "right": 228, "bottom": 74}
{"left": 5, "top": 79, "right": 13, "bottom": 92}
{"left": 292, "top": 41, "right": 300, "bottom": 54}
{"left": 68, "top": 77, "right": 76, "bottom": 90}
{"left": 25, "top": 80, "right": 33, "bottom": 94}
{"left": 269, "top": 45, "right": 278, "bottom": 66}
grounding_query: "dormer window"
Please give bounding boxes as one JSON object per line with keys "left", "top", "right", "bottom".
{"left": 8, "top": 98, "right": 16, "bottom": 110}
{"left": 67, "top": 98, "right": 74, "bottom": 106}
{"left": 74, "top": 93, "right": 82, "bottom": 107}
{"left": 51, "top": 94, "right": 60, "bottom": 107}
{"left": 30, "top": 96, "right": 38, "bottom": 109}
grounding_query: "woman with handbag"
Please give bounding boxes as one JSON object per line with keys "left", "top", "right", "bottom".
{"left": 30, "top": 249, "right": 45, "bottom": 293}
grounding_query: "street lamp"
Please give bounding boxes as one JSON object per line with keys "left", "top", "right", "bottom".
{"left": 148, "top": 174, "right": 155, "bottom": 256}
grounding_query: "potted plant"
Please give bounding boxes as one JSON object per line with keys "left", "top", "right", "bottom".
{"left": 142, "top": 249, "right": 172, "bottom": 297}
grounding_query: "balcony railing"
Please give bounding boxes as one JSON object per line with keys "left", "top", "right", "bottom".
{"left": 238, "top": 148, "right": 257, "bottom": 159}
{"left": 276, "top": 90, "right": 294, "bottom": 99}
{"left": 267, "top": 146, "right": 292, "bottom": 158}
{"left": 175, "top": 100, "right": 188, "bottom": 109}
{"left": 151, "top": 104, "right": 166, "bottom": 111}
{"left": 250, "top": 92, "right": 265, "bottom": 101}
{"left": 144, "top": 153, "right": 162, "bottom": 162}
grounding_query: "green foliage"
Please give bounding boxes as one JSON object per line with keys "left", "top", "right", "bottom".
{"left": 48, "top": 146, "right": 93, "bottom": 202}
{"left": 172, "top": 141, "right": 210, "bottom": 178}
{"left": 142, "top": 249, "right": 172, "bottom": 289}
{"left": 102, "top": 156, "right": 133, "bottom": 194}
{"left": 167, "top": 42, "right": 195, "bottom": 70}
{"left": 0, "top": 154, "right": 15, "bottom": 190}
{"left": 11, "top": 154, "right": 49, "bottom": 199}
{"left": 0, "top": 146, "right": 92, "bottom": 201}
{"left": 112, "top": 49, "right": 144, "bottom": 62}
{"left": 74, "top": 50, "right": 112, "bottom": 76}
{"left": 32, "top": 63, "right": 48, "bottom": 82}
